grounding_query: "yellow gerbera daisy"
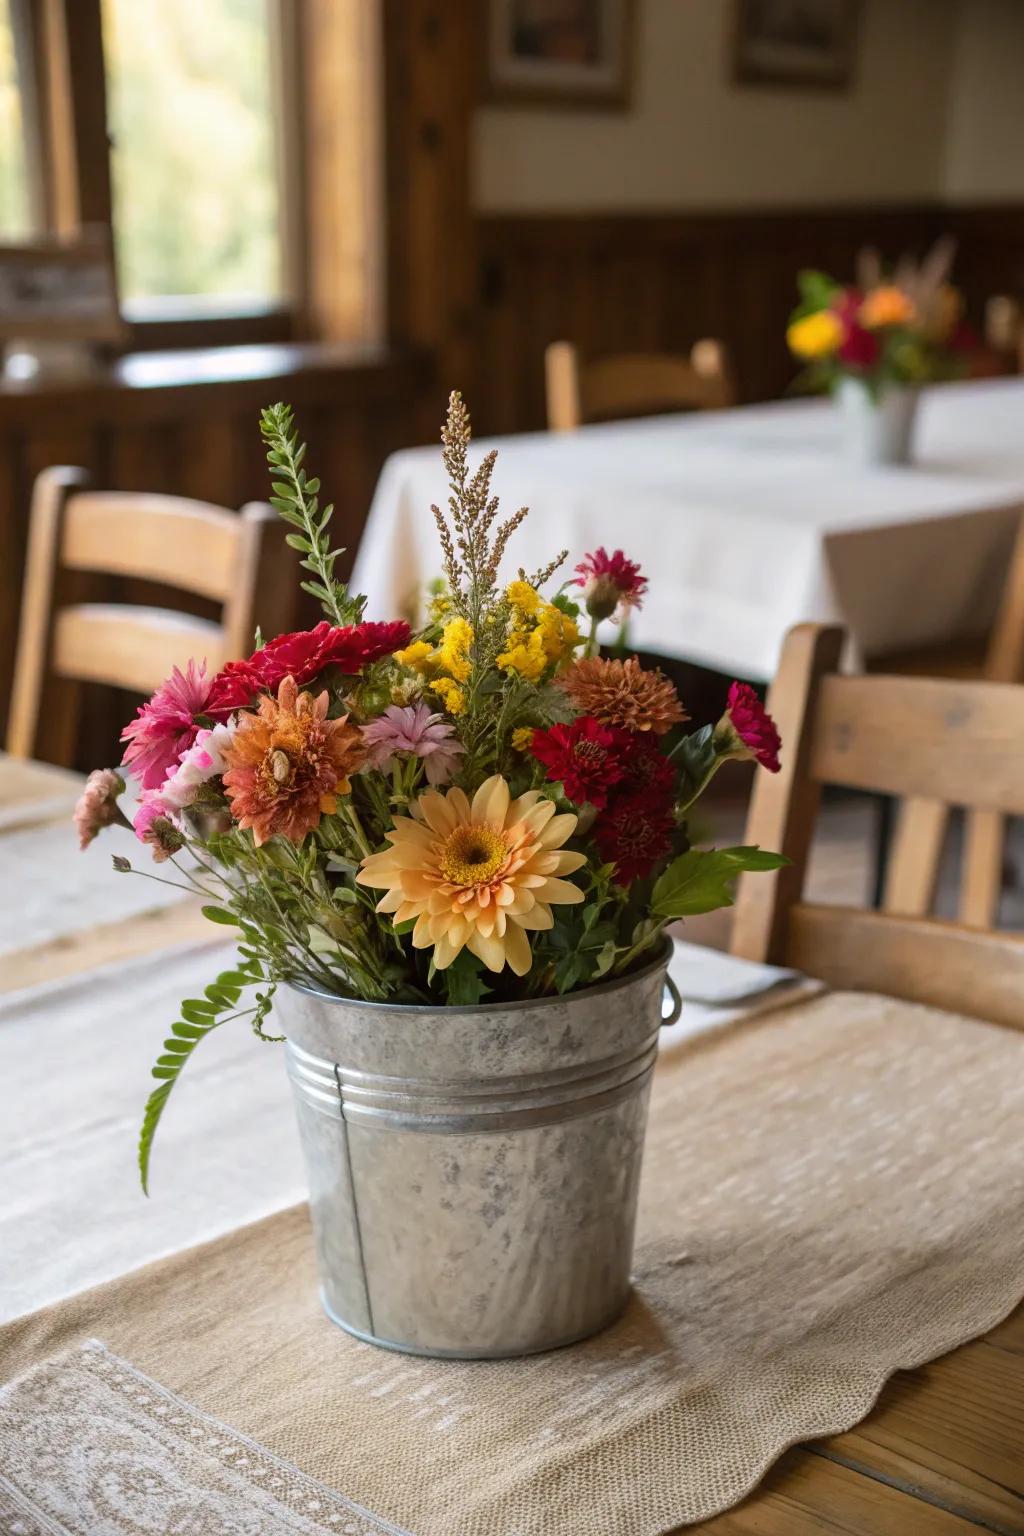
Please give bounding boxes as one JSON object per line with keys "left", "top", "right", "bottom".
{"left": 356, "top": 774, "right": 586, "bottom": 975}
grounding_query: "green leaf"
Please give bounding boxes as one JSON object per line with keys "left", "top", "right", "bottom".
{"left": 443, "top": 950, "right": 492, "bottom": 1006}
{"left": 652, "top": 846, "right": 788, "bottom": 919}
{"left": 201, "top": 905, "right": 239, "bottom": 926}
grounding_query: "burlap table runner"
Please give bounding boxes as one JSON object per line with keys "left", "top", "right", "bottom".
{"left": 2, "top": 990, "right": 1023, "bottom": 1535}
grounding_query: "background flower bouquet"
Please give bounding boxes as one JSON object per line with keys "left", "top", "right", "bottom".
{"left": 79, "top": 392, "right": 786, "bottom": 1202}
{"left": 785, "top": 243, "right": 975, "bottom": 397}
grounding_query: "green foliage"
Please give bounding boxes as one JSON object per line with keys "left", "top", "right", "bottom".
{"left": 138, "top": 954, "right": 274, "bottom": 1194}
{"left": 652, "top": 846, "right": 788, "bottom": 919}
{"left": 793, "top": 268, "right": 840, "bottom": 319}
{"left": 439, "top": 950, "right": 492, "bottom": 1006}
{"left": 260, "top": 403, "right": 364, "bottom": 629}
{"left": 674, "top": 724, "right": 717, "bottom": 802}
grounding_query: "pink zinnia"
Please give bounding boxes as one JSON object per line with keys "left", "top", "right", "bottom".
{"left": 120, "top": 660, "right": 211, "bottom": 789}
{"left": 573, "top": 548, "right": 648, "bottom": 621}
{"left": 530, "top": 716, "right": 626, "bottom": 808}
{"left": 361, "top": 702, "right": 465, "bottom": 787}
{"left": 720, "top": 682, "right": 782, "bottom": 773}
{"left": 73, "top": 768, "right": 126, "bottom": 849}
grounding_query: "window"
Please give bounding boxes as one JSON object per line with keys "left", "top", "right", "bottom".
{"left": 0, "top": 0, "right": 32, "bottom": 239}
{"left": 101, "top": 0, "right": 283, "bottom": 311}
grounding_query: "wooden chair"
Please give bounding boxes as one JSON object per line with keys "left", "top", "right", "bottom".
{"left": 7, "top": 466, "right": 293, "bottom": 765}
{"left": 731, "top": 623, "right": 1024, "bottom": 1029}
{"left": 545, "top": 339, "right": 736, "bottom": 432}
{"left": 867, "top": 509, "right": 1024, "bottom": 928}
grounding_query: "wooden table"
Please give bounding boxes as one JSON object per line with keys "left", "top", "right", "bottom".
{"left": 3, "top": 755, "right": 1022, "bottom": 1534}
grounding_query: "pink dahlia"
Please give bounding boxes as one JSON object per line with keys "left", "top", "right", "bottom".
{"left": 572, "top": 548, "right": 648, "bottom": 621}
{"left": 73, "top": 768, "right": 126, "bottom": 849}
{"left": 361, "top": 702, "right": 465, "bottom": 787}
{"left": 718, "top": 682, "right": 782, "bottom": 773}
{"left": 121, "top": 660, "right": 211, "bottom": 790}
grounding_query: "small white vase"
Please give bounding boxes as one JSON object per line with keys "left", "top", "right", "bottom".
{"left": 835, "top": 377, "right": 919, "bottom": 467}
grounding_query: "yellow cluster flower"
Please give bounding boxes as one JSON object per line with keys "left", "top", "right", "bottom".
{"left": 511, "top": 726, "right": 536, "bottom": 752}
{"left": 506, "top": 579, "right": 541, "bottom": 616}
{"left": 498, "top": 598, "right": 580, "bottom": 680}
{"left": 438, "top": 618, "right": 474, "bottom": 682}
{"left": 394, "top": 640, "right": 436, "bottom": 675}
{"left": 786, "top": 309, "right": 843, "bottom": 360}
{"left": 433, "top": 677, "right": 466, "bottom": 715}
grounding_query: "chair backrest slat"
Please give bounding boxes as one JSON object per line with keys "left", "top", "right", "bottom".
{"left": 61, "top": 493, "right": 244, "bottom": 603}
{"left": 7, "top": 467, "right": 290, "bottom": 765}
{"left": 545, "top": 339, "right": 735, "bottom": 432}
{"left": 809, "top": 672, "right": 1024, "bottom": 814}
{"left": 732, "top": 622, "right": 1024, "bottom": 1028}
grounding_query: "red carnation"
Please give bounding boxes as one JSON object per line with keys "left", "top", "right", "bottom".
{"left": 531, "top": 716, "right": 627, "bottom": 808}
{"left": 721, "top": 682, "right": 782, "bottom": 773}
{"left": 573, "top": 547, "right": 648, "bottom": 621}
{"left": 594, "top": 788, "right": 675, "bottom": 882}
{"left": 248, "top": 620, "right": 411, "bottom": 690}
{"left": 206, "top": 619, "right": 411, "bottom": 718}
{"left": 833, "top": 291, "right": 880, "bottom": 370}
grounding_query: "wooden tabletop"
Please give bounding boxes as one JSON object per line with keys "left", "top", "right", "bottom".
{"left": 3, "top": 755, "right": 1022, "bottom": 1534}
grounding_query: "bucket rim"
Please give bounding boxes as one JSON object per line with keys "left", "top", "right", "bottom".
{"left": 283, "top": 933, "right": 673, "bottom": 1017}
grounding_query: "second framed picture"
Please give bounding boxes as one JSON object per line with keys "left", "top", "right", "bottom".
{"left": 485, "top": 0, "right": 635, "bottom": 110}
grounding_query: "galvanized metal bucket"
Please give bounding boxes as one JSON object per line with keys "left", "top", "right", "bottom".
{"left": 276, "top": 938, "right": 680, "bottom": 1359}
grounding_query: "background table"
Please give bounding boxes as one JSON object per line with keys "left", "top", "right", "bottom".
{"left": 1, "top": 754, "right": 1021, "bottom": 1534}
{"left": 353, "top": 378, "right": 1024, "bottom": 681}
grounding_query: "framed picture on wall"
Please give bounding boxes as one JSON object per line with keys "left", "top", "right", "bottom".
{"left": 733, "top": 0, "right": 860, "bottom": 90}
{"left": 0, "top": 229, "right": 122, "bottom": 342}
{"left": 485, "top": 0, "right": 635, "bottom": 109}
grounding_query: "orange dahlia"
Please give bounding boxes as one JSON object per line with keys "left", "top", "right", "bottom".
{"left": 221, "top": 675, "right": 365, "bottom": 846}
{"left": 559, "top": 656, "right": 686, "bottom": 735}
{"left": 356, "top": 775, "right": 585, "bottom": 975}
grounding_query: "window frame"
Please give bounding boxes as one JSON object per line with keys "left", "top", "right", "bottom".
{"left": 8, "top": 0, "right": 306, "bottom": 348}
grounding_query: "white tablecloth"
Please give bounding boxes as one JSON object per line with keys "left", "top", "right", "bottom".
{"left": 352, "top": 379, "right": 1024, "bottom": 681}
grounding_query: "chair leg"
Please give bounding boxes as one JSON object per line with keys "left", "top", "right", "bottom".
{"left": 959, "top": 808, "right": 1004, "bottom": 929}
{"left": 883, "top": 797, "right": 948, "bottom": 916}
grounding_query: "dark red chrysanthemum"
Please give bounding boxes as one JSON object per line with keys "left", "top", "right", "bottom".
{"left": 617, "top": 730, "right": 676, "bottom": 798}
{"left": 530, "top": 716, "right": 627, "bottom": 809}
{"left": 594, "top": 789, "right": 675, "bottom": 882}
{"left": 725, "top": 682, "right": 782, "bottom": 773}
{"left": 205, "top": 620, "right": 411, "bottom": 719}
{"left": 572, "top": 547, "right": 648, "bottom": 620}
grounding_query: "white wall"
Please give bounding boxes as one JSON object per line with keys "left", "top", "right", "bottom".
{"left": 474, "top": 0, "right": 966, "bottom": 212}
{"left": 944, "top": 0, "right": 1024, "bottom": 201}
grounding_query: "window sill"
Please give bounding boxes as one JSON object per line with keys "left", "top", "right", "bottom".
{"left": 122, "top": 300, "right": 297, "bottom": 352}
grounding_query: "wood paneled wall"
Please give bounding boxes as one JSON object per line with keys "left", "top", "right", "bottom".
{"left": 475, "top": 202, "right": 1024, "bottom": 433}
{"left": 0, "top": 343, "right": 430, "bottom": 765}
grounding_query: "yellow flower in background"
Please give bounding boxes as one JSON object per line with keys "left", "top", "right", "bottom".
{"left": 439, "top": 618, "right": 474, "bottom": 682}
{"left": 395, "top": 640, "right": 436, "bottom": 675}
{"left": 786, "top": 310, "right": 843, "bottom": 360}
{"left": 433, "top": 677, "right": 466, "bottom": 715}
{"left": 506, "top": 579, "right": 540, "bottom": 616}
{"left": 356, "top": 775, "right": 586, "bottom": 974}
{"left": 860, "top": 285, "right": 916, "bottom": 330}
{"left": 498, "top": 637, "right": 547, "bottom": 681}
{"left": 511, "top": 727, "right": 536, "bottom": 752}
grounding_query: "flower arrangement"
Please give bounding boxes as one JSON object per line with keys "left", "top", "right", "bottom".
{"left": 786, "top": 243, "right": 975, "bottom": 396}
{"left": 78, "top": 392, "right": 785, "bottom": 1188}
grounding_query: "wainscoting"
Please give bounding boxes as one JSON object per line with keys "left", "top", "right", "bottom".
{"left": 0, "top": 343, "right": 429, "bottom": 764}
{"left": 476, "top": 202, "right": 1024, "bottom": 433}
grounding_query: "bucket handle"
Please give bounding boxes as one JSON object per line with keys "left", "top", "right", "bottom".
{"left": 661, "top": 973, "right": 683, "bottom": 1028}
